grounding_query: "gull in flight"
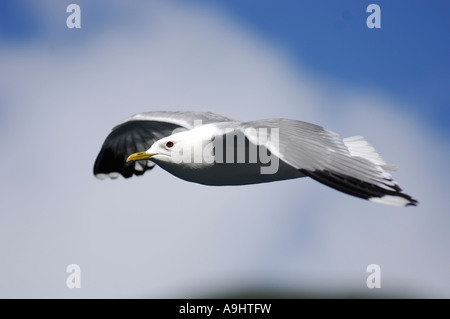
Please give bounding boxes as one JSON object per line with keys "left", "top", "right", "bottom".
{"left": 93, "top": 111, "right": 417, "bottom": 207}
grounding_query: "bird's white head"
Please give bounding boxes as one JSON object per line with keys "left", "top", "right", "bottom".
{"left": 126, "top": 125, "right": 217, "bottom": 167}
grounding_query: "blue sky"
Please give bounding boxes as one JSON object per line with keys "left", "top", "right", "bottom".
{"left": 1, "top": 1, "right": 448, "bottom": 136}
{"left": 1, "top": 0, "right": 449, "bottom": 298}
{"left": 191, "top": 0, "right": 450, "bottom": 135}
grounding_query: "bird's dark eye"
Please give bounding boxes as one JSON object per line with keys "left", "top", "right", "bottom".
{"left": 166, "top": 141, "right": 174, "bottom": 148}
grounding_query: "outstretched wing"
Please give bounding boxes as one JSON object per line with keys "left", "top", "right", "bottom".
{"left": 241, "top": 119, "right": 417, "bottom": 206}
{"left": 94, "top": 111, "right": 235, "bottom": 179}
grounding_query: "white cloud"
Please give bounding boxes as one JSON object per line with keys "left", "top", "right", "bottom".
{"left": 0, "top": 0, "right": 449, "bottom": 298}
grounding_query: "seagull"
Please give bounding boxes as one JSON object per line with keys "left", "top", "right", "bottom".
{"left": 93, "top": 111, "right": 417, "bottom": 207}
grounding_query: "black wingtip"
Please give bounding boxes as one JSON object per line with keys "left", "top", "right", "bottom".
{"left": 405, "top": 198, "right": 419, "bottom": 207}
{"left": 300, "top": 169, "right": 418, "bottom": 207}
{"left": 93, "top": 120, "right": 181, "bottom": 179}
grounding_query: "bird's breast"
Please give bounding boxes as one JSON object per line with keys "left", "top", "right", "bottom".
{"left": 155, "top": 159, "right": 304, "bottom": 186}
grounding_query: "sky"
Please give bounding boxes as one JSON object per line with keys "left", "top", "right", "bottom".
{"left": 0, "top": 0, "right": 449, "bottom": 298}
{"left": 192, "top": 0, "right": 450, "bottom": 134}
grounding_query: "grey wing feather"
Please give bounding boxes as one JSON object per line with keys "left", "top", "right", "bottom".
{"left": 241, "top": 119, "right": 417, "bottom": 206}
{"left": 241, "top": 119, "right": 349, "bottom": 172}
{"left": 114, "top": 111, "right": 236, "bottom": 130}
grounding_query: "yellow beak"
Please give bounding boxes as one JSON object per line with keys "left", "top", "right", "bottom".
{"left": 126, "top": 152, "right": 158, "bottom": 162}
